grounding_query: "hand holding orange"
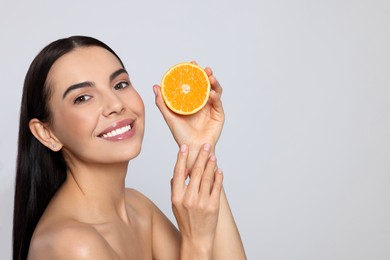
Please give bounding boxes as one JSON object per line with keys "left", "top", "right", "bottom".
{"left": 155, "top": 63, "right": 225, "bottom": 170}
{"left": 161, "top": 62, "right": 211, "bottom": 115}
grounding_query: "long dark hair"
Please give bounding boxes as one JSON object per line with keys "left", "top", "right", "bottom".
{"left": 13, "top": 36, "right": 124, "bottom": 260}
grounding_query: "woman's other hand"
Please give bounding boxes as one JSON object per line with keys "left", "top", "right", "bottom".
{"left": 171, "top": 143, "right": 223, "bottom": 259}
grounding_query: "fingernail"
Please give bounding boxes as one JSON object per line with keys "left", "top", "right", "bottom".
{"left": 153, "top": 85, "right": 158, "bottom": 95}
{"left": 204, "top": 143, "right": 211, "bottom": 151}
{"left": 210, "top": 155, "right": 216, "bottom": 161}
{"left": 181, "top": 144, "right": 187, "bottom": 153}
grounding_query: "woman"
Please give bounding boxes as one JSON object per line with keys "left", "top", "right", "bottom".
{"left": 13, "top": 36, "right": 245, "bottom": 259}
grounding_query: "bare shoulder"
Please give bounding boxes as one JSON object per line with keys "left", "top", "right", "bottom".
{"left": 125, "top": 188, "right": 152, "bottom": 202}
{"left": 124, "top": 188, "right": 175, "bottom": 226}
{"left": 28, "top": 221, "right": 118, "bottom": 260}
{"left": 125, "top": 188, "right": 157, "bottom": 211}
{"left": 125, "top": 189, "right": 180, "bottom": 259}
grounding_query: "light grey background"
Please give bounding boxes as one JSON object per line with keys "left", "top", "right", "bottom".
{"left": 1, "top": 0, "right": 390, "bottom": 259}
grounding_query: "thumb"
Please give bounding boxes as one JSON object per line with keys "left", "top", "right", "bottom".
{"left": 153, "top": 84, "right": 175, "bottom": 123}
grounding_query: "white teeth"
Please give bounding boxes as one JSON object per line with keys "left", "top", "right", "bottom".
{"left": 102, "top": 125, "right": 131, "bottom": 138}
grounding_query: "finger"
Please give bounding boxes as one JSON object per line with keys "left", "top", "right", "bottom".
{"left": 192, "top": 143, "right": 213, "bottom": 176}
{"left": 153, "top": 84, "right": 177, "bottom": 124}
{"left": 209, "top": 74, "right": 223, "bottom": 97}
{"left": 210, "top": 168, "right": 224, "bottom": 202}
{"left": 199, "top": 155, "right": 217, "bottom": 197}
{"left": 172, "top": 144, "right": 189, "bottom": 194}
{"left": 186, "top": 143, "right": 212, "bottom": 194}
{"left": 209, "top": 89, "right": 224, "bottom": 113}
{"left": 204, "top": 67, "right": 213, "bottom": 77}
{"left": 153, "top": 84, "right": 168, "bottom": 113}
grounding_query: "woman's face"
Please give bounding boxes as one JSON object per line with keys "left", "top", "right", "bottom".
{"left": 46, "top": 46, "right": 145, "bottom": 165}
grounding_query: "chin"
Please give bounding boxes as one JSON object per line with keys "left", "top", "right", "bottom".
{"left": 121, "top": 142, "right": 143, "bottom": 161}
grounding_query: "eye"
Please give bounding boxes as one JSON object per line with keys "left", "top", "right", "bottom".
{"left": 74, "top": 95, "right": 92, "bottom": 104}
{"left": 114, "top": 81, "right": 130, "bottom": 90}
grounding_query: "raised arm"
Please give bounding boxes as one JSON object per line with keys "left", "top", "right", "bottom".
{"left": 154, "top": 66, "right": 246, "bottom": 259}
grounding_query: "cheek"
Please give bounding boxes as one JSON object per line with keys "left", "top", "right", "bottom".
{"left": 131, "top": 91, "right": 145, "bottom": 115}
{"left": 52, "top": 107, "right": 97, "bottom": 142}
{"left": 136, "top": 98, "right": 145, "bottom": 116}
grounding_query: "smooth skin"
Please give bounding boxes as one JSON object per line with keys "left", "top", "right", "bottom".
{"left": 27, "top": 47, "right": 246, "bottom": 259}
{"left": 154, "top": 64, "right": 246, "bottom": 259}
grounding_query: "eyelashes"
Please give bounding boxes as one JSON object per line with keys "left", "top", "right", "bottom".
{"left": 74, "top": 94, "right": 92, "bottom": 104}
{"left": 114, "top": 81, "right": 130, "bottom": 90}
{"left": 73, "top": 81, "right": 131, "bottom": 105}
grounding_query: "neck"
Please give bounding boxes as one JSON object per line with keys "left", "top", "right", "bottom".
{"left": 63, "top": 161, "right": 131, "bottom": 223}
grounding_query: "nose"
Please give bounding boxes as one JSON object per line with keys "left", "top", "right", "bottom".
{"left": 102, "top": 90, "right": 125, "bottom": 116}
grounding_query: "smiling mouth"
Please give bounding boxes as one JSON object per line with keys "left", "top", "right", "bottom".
{"left": 100, "top": 124, "right": 132, "bottom": 138}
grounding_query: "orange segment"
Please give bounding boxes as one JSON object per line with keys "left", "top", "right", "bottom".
{"left": 161, "top": 62, "right": 210, "bottom": 115}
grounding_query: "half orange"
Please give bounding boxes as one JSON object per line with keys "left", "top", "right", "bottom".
{"left": 161, "top": 62, "right": 210, "bottom": 115}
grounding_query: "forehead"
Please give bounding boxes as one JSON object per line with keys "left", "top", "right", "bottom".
{"left": 47, "top": 46, "right": 123, "bottom": 87}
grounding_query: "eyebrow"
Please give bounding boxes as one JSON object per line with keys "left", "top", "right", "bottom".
{"left": 62, "top": 68, "right": 129, "bottom": 99}
{"left": 110, "top": 68, "right": 128, "bottom": 82}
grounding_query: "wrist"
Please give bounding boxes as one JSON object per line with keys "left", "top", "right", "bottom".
{"left": 180, "top": 238, "right": 213, "bottom": 260}
{"left": 186, "top": 143, "right": 217, "bottom": 170}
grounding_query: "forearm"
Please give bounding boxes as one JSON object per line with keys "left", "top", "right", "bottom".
{"left": 213, "top": 188, "right": 246, "bottom": 259}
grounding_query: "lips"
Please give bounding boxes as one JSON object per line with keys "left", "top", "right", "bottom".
{"left": 98, "top": 118, "right": 135, "bottom": 141}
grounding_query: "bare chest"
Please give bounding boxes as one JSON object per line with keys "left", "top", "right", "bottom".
{"left": 95, "top": 217, "right": 153, "bottom": 260}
